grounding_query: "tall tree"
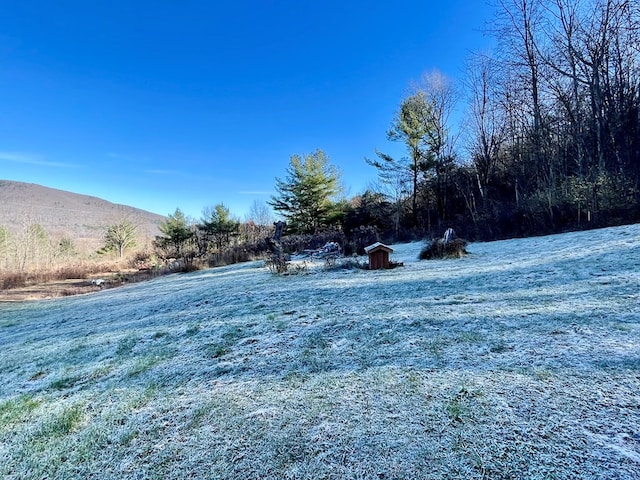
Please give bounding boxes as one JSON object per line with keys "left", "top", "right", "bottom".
{"left": 269, "top": 150, "right": 343, "bottom": 234}
{"left": 415, "top": 70, "right": 459, "bottom": 221}
{"left": 199, "top": 203, "right": 240, "bottom": 252}
{"left": 465, "top": 53, "right": 507, "bottom": 209}
{"left": 154, "top": 208, "right": 194, "bottom": 258}
{"left": 495, "top": 0, "right": 552, "bottom": 197}
{"left": 372, "top": 71, "right": 457, "bottom": 228}
{"left": 386, "top": 91, "right": 434, "bottom": 225}
{"left": 102, "top": 219, "right": 138, "bottom": 258}
{"left": 244, "top": 200, "right": 275, "bottom": 243}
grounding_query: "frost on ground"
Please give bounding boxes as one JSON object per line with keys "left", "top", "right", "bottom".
{"left": 1, "top": 224, "right": 639, "bottom": 479}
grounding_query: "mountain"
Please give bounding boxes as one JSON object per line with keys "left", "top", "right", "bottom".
{"left": 0, "top": 180, "right": 165, "bottom": 249}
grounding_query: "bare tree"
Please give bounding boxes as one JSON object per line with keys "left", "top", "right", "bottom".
{"left": 540, "top": 0, "right": 640, "bottom": 214}
{"left": 365, "top": 153, "right": 411, "bottom": 236}
{"left": 103, "top": 219, "right": 138, "bottom": 258}
{"left": 414, "top": 70, "right": 459, "bottom": 221}
{"left": 246, "top": 200, "right": 274, "bottom": 227}
{"left": 494, "top": 0, "right": 553, "bottom": 193}
{"left": 243, "top": 200, "right": 275, "bottom": 244}
{"left": 414, "top": 70, "right": 458, "bottom": 163}
{"left": 465, "top": 53, "right": 508, "bottom": 209}
{"left": 0, "top": 226, "right": 11, "bottom": 270}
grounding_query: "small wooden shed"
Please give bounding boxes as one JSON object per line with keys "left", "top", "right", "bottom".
{"left": 364, "top": 242, "right": 394, "bottom": 270}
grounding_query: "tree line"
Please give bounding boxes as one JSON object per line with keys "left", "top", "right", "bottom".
{"left": 269, "top": 0, "right": 640, "bottom": 243}
{"left": 0, "top": 201, "right": 274, "bottom": 276}
{"left": 455, "top": 0, "right": 640, "bottom": 239}
{"left": 257, "top": 0, "right": 640, "bottom": 246}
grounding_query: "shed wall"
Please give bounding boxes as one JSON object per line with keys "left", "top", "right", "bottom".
{"left": 369, "top": 250, "right": 390, "bottom": 270}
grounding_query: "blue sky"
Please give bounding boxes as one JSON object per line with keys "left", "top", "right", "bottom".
{"left": 0, "top": 1, "right": 495, "bottom": 220}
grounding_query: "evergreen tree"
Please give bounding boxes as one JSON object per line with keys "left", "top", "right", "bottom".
{"left": 154, "top": 208, "right": 194, "bottom": 257}
{"left": 199, "top": 203, "right": 240, "bottom": 251}
{"left": 269, "top": 150, "right": 343, "bottom": 234}
{"left": 373, "top": 92, "right": 436, "bottom": 226}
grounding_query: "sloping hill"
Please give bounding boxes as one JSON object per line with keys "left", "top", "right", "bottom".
{"left": 0, "top": 180, "right": 165, "bottom": 245}
{"left": 0, "top": 224, "right": 638, "bottom": 478}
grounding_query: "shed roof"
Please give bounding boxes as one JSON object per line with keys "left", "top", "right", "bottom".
{"left": 364, "top": 242, "right": 394, "bottom": 254}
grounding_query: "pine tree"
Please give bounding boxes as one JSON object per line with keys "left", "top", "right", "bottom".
{"left": 269, "top": 150, "right": 343, "bottom": 234}
{"left": 154, "top": 208, "right": 194, "bottom": 257}
{"left": 199, "top": 203, "right": 240, "bottom": 251}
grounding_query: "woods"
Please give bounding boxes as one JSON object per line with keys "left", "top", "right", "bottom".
{"left": 361, "top": 0, "right": 640, "bottom": 241}
{"left": 462, "top": 0, "right": 640, "bottom": 237}
{"left": 296, "top": 0, "right": 640, "bottom": 246}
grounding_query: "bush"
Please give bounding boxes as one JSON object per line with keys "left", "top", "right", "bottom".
{"left": 419, "top": 238, "right": 468, "bottom": 260}
{"left": 264, "top": 253, "right": 311, "bottom": 275}
{"left": 325, "top": 256, "right": 368, "bottom": 271}
{"left": 264, "top": 254, "right": 289, "bottom": 274}
{"left": 208, "top": 242, "right": 270, "bottom": 268}
{"left": 344, "top": 225, "right": 379, "bottom": 255}
{"left": 1, "top": 272, "right": 27, "bottom": 289}
{"left": 279, "top": 229, "right": 346, "bottom": 255}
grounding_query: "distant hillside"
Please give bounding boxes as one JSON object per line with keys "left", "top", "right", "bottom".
{"left": 0, "top": 180, "right": 165, "bottom": 248}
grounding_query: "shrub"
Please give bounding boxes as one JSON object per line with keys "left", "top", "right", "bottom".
{"left": 264, "top": 252, "right": 290, "bottom": 274}
{"left": 279, "top": 229, "right": 345, "bottom": 255}
{"left": 324, "top": 256, "right": 368, "bottom": 271}
{"left": 128, "top": 250, "right": 162, "bottom": 271}
{"left": 1, "top": 272, "right": 27, "bottom": 290}
{"left": 419, "top": 238, "right": 468, "bottom": 260}
{"left": 208, "top": 243, "right": 268, "bottom": 268}
{"left": 344, "top": 225, "right": 379, "bottom": 255}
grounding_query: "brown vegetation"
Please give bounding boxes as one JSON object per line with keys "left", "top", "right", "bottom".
{"left": 0, "top": 259, "right": 197, "bottom": 302}
{"left": 419, "top": 238, "right": 468, "bottom": 260}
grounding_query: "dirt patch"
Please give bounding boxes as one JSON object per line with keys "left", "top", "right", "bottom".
{"left": 0, "top": 269, "right": 161, "bottom": 302}
{"left": 0, "top": 278, "right": 111, "bottom": 302}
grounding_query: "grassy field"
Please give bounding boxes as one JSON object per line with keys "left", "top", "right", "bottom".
{"left": 1, "top": 224, "right": 639, "bottom": 479}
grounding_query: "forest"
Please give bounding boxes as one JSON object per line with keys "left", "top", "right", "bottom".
{"left": 353, "top": 0, "right": 640, "bottom": 242}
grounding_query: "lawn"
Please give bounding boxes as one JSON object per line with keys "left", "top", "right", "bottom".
{"left": 1, "top": 224, "right": 639, "bottom": 479}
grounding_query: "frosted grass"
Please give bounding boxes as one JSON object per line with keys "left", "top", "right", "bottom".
{"left": 1, "top": 224, "right": 639, "bottom": 479}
